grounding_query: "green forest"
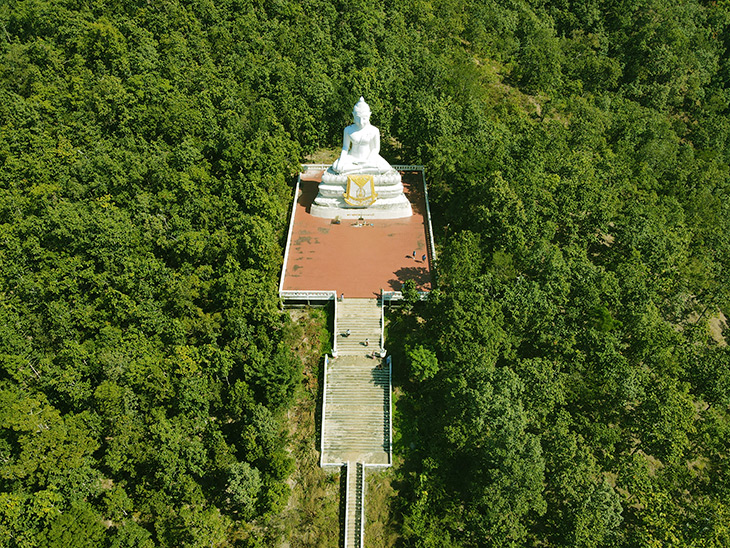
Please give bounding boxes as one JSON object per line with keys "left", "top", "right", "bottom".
{"left": 1, "top": 0, "right": 729, "bottom": 546}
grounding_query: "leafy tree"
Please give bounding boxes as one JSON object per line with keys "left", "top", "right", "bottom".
{"left": 1, "top": 0, "right": 730, "bottom": 545}
{"left": 572, "top": 482, "right": 623, "bottom": 548}
{"left": 225, "top": 462, "right": 262, "bottom": 520}
{"left": 401, "top": 279, "right": 420, "bottom": 309}
{"left": 406, "top": 344, "right": 439, "bottom": 382}
{"left": 38, "top": 501, "right": 105, "bottom": 548}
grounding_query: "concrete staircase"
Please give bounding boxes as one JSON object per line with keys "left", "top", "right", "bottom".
{"left": 344, "top": 462, "right": 364, "bottom": 548}
{"left": 322, "top": 354, "right": 390, "bottom": 465}
{"left": 336, "top": 298, "right": 382, "bottom": 355}
{"left": 322, "top": 297, "right": 391, "bottom": 546}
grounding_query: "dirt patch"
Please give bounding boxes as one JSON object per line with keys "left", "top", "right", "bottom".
{"left": 286, "top": 307, "right": 332, "bottom": 390}
{"left": 708, "top": 312, "right": 727, "bottom": 346}
{"left": 304, "top": 148, "right": 339, "bottom": 165}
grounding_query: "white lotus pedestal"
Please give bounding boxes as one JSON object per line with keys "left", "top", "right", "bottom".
{"left": 310, "top": 168, "right": 413, "bottom": 220}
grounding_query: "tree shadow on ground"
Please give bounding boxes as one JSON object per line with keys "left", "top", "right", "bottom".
{"left": 388, "top": 266, "right": 431, "bottom": 292}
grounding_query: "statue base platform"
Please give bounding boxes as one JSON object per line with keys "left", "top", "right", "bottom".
{"left": 309, "top": 168, "right": 413, "bottom": 220}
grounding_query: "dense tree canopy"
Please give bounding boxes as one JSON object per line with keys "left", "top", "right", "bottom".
{"left": 1, "top": 0, "right": 729, "bottom": 546}
{"left": 0, "top": 1, "right": 310, "bottom": 545}
{"left": 388, "top": 1, "right": 730, "bottom": 547}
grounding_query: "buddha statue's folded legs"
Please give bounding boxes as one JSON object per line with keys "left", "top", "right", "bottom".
{"left": 332, "top": 152, "right": 393, "bottom": 175}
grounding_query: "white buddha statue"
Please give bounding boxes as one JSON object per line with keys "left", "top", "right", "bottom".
{"left": 332, "top": 97, "right": 393, "bottom": 174}
{"left": 309, "top": 96, "right": 412, "bottom": 219}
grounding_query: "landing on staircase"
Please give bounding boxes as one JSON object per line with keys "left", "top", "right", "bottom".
{"left": 337, "top": 298, "right": 382, "bottom": 355}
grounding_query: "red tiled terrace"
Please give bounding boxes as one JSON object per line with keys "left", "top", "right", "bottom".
{"left": 280, "top": 168, "right": 433, "bottom": 299}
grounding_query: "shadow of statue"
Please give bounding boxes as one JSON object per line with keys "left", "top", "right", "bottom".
{"left": 298, "top": 180, "right": 319, "bottom": 212}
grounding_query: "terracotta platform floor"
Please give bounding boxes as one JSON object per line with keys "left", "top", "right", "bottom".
{"left": 281, "top": 170, "right": 433, "bottom": 298}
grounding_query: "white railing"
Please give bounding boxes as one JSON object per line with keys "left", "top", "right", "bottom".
{"left": 320, "top": 352, "right": 347, "bottom": 469}
{"left": 279, "top": 290, "right": 337, "bottom": 301}
{"left": 301, "top": 163, "right": 425, "bottom": 172}
{"left": 387, "top": 355, "right": 393, "bottom": 466}
{"left": 421, "top": 168, "right": 438, "bottom": 266}
{"left": 359, "top": 463, "right": 365, "bottom": 548}
{"left": 320, "top": 354, "right": 329, "bottom": 468}
{"left": 380, "top": 290, "right": 385, "bottom": 349}
{"left": 381, "top": 291, "right": 429, "bottom": 303}
{"left": 382, "top": 292, "right": 390, "bottom": 467}
{"left": 344, "top": 461, "right": 351, "bottom": 547}
{"left": 382, "top": 291, "right": 401, "bottom": 302}
{"left": 333, "top": 296, "right": 338, "bottom": 357}
{"left": 391, "top": 164, "right": 425, "bottom": 171}
{"left": 279, "top": 174, "right": 301, "bottom": 295}
{"left": 302, "top": 163, "right": 330, "bottom": 171}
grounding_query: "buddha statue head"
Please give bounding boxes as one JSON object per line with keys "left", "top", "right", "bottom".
{"left": 352, "top": 96, "right": 371, "bottom": 128}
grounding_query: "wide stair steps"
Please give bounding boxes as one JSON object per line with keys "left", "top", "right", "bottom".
{"left": 322, "top": 355, "right": 390, "bottom": 464}
{"left": 337, "top": 298, "right": 382, "bottom": 355}
{"left": 324, "top": 297, "right": 391, "bottom": 546}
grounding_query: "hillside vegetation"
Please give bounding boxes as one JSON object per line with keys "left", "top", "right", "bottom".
{"left": 1, "top": 0, "right": 729, "bottom": 546}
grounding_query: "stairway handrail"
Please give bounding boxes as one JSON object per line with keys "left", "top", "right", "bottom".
{"left": 320, "top": 354, "right": 329, "bottom": 468}
{"left": 359, "top": 462, "right": 365, "bottom": 548}
{"left": 421, "top": 168, "right": 437, "bottom": 267}
{"left": 388, "top": 355, "right": 393, "bottom": 465}
{"left": 320, "top": 350, "right": 346, "bottom": 468}
{"left": 380, "top": 289, "right": 385, "bottom": 349}
{"left": 344, "top": 461, "right": 351, "bottom": 547}
{"left": 333, "top": 296, "right": 338, "bottom": 357}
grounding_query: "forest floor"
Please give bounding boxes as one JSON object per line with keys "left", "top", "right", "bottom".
{"left": 275, "top": 390, "right": 340, "bottom": 547}
{"left": 709, "top": 311, "right": 727, "bottom": 346}
{"left": 304, "top": 148, "right": 339, "bottom": 165}
{"left": 365, "top": 467, "right": 400, "bottom": 547}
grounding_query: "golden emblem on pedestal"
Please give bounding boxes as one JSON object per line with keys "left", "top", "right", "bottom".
{"left": 343, "top": 174, "right": 378, "bottom": 207}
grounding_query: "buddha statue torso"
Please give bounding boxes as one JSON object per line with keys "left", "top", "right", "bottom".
{"left": 332, "top": 97, "right": 393, "bottom": 175}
